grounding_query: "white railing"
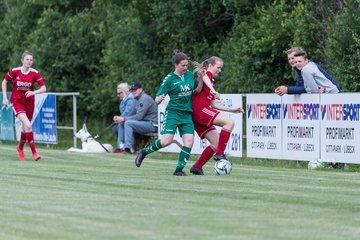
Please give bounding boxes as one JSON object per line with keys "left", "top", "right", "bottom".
{"left": 49, "top": 92, "right": 80, "bottom": 147}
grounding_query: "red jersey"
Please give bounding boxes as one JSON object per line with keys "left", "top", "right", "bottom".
{"left": 193, "top": 71, "right": 216, "bottom": 110}
{"left": 4, "top": 67, "right": 45, "bottom": 101}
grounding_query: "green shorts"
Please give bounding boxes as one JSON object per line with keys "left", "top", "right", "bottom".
{"left": 161, "top": 110, "right": 194, "bottom": 136}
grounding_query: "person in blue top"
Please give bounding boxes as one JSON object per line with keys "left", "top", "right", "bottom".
{"left": 275, "top": 47, "right": 341, "bottom": 95}
{"left": 112, "top": 83, "right": 136, "bottom": 153}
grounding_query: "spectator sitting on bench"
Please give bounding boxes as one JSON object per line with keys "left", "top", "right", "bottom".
{"left": 113, "top": 82, "right": 158, "bottom": 154}
{"left": 112, "top": 83, "right": 136, "bottom": 153}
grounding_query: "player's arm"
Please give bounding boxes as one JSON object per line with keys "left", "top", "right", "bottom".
{"left": 194, "top": 77, "right": 203, "bottom": 93}
{"left": 203, "top": 74, "right": 220, "bottom": 99}
{"left": 193, "top": 68, "right": 205, "bottom": 93}
{"left": 210, "top": 100, "right": 244, "bottom": 113}
{"left": 2, "top": 79, "right": 9, "bottom": 106}
{"left": 155, "top": 94, "right": 165, "bottom": 104}
{"left": 25, "top": 85, "right": 46, "bottom": 97}
{"left": 25, "top": 74, "right": 47, "bottom": 97}
{"left": 155, "top": 76, "right": 170, "bottom": 104}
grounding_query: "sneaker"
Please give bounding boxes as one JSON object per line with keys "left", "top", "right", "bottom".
{"left": 213, "top": 154, "right": 227, "bottom": 161}
{"left": 190, "top": 165, "right": 204, "bottom": 175}
{"left": 32, "top": 152, "right": 41, "bottom": 161}
{"left": 173, "top": 169, "right": 186, "bottom": 176}
{"left": 16, "top": 145, "right": 25, "bottom": 161}
{"left": 113, "top": 149, "right": 123, "bottom": 154}
{"left": 135, "top": 149, "right": 147, "bottom": 168}
{"left": 124, "top": 148, "right": 132, "bottom": 154}
{"left": 119, "top": 143, "right": 125, "bottom": 150}
{"left": 330, "top": 162, "right": 345, "bottom": 169}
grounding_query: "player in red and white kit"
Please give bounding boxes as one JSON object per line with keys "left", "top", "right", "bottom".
{"left": 190, "top": 56, "right": 244, "bottom": 175}
{"left": 2, "top": 51, "right": 46, "bottom": 161}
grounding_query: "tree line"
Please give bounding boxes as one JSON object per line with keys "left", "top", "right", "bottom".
{"left": 0, "top": 0, "right": 359, "bottom": 121}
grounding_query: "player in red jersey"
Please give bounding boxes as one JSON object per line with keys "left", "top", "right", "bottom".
{"left": 190, "top": 56, "right": 244, "bottom": 175}
{"left": 2, "top": 51, "right": 46, "bottom": 161}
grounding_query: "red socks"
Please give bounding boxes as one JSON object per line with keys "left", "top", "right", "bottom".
{"left": 216, "top": 128, "right": 231, "bottom": 155}
{"left": 25, "top": 131, "right": 37, "bottom": 154}
{"left": 194, "top": 145, "right": 216, "bottom": 169}
{"left": 18, "top": 132, "right": 27, "bottom": 150}
{"left": 193, "top": 128, "right": 232, "bottom": 169}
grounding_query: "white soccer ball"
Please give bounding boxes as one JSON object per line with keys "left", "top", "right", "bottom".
{"left": 214, "top": 159, "right": 232, "bottom": 175}
{"left": 308, "top": 158, "right": 323, "bottom": 170}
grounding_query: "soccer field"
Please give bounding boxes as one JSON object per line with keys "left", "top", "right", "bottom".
{"left": 0, "top": 144, "right": 359, "bottom": 240}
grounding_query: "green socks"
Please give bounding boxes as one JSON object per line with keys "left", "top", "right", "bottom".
{"left": 176, "top": 146, "right": 191, "bottom": 170}
{"left": 144, "top": 140, "right": 163, "bottom": 154}
{"left": 144, "top": 141, "right": 191, "bottom": 172}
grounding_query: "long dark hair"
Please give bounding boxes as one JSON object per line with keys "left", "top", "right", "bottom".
{"left": 172, "top": 49, "right": 189, "bottom": 65}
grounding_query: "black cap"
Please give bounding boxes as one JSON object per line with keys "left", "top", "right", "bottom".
{"left": 129, "top": 82, "right": 142, "bottom": 91}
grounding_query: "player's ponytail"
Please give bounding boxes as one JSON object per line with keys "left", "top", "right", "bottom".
{"left": 172, "top": 49, "right": 189, "bottom": 65}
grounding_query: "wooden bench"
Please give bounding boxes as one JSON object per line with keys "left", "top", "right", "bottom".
{"left": 134, "top": 132, "right": 158, "bottom": 150}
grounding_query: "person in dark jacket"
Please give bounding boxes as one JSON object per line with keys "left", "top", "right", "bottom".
{"left": 114, "top": 82, "right": 158, "bottom": 154}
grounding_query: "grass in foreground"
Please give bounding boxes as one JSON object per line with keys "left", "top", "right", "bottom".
{"left": 0, "top": 143, "right": 359, "bottom": 240}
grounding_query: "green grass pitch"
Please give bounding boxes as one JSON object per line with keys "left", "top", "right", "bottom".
{"left": 0, "top": 144, "right": 359, "bottom": 240}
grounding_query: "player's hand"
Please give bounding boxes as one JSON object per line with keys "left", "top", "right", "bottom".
{"left": 212, "top": 91, "right": 220, "bottom": 100}
{"left": 155, "top": 95, "right": 165, "bottom": 104}
{"left": 318, "top": 87, "right": 325, "bottom": 94}
{"left": 25, "top": 91, "right": 35, "bottom": 97}
{"left": 2, "top": 98, "right": 9, "bottom": 106}
{"left": 232, "top": 107, "right": 244, "bottom": 113}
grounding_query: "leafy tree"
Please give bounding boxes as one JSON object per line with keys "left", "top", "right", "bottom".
{"left": 0, "top": 0, "right": 358, "bottom": 123}
{"left": 27, "top": 6, "right": 107, "bottom": 117}
{"left": 326, "top": 0, "right": 360, "bottom": 92}
{"left": 220, "top": 0, "right": 316, "bottom": 93}
{"left": 0, "top": 0, "right": 44, "bottom": 73}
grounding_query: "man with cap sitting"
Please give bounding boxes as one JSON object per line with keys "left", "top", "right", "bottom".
{"left": 113, "top": 82, "right": 158, "bottom": 154}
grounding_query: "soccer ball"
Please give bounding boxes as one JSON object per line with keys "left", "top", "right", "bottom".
{"left": 308, "top": 158, "right": 323, "bottom": 170}
{"left": 214, "top": 159, "right": 232, "bottom": 175}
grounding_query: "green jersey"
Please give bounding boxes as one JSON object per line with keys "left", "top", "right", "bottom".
{"left": 156, "top": 70, "right": 197, "bottom": 113}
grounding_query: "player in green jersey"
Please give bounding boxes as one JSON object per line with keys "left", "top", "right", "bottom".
{"left": 135, "top": 50, "right": 203, "bottom": 176}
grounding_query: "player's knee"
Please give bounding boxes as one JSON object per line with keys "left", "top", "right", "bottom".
{"left": 225, "top": 118, "right": 235, "bottom": 130}
{"left": 209, "top": 143, "right": 218, "bottom": 150}
{"left": 161, "top": 138, "right": 173, "bottom": 147}
{"left": 24, "top": 124, "right": 32, "bottom": 132}
{"left": 183, "top": 139, "right": 194, "bottom": 148}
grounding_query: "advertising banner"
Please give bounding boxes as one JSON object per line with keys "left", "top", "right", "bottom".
{"left": 246, "top": 94, "right": 282, "bottom": 159}
{"left": 0, "top": 92, "right": 15, "bottom": 141}
{"left": 281, "top": 94, "right": 320, "bottom": 161}
{"left": 158, "top": 94, "right": 243, "bottom": 157}
{"left": 32, "top": 93, "right": 58, "bottom": 144}
{"left": 320, "top": 93, "right": 360, "bottom": 163}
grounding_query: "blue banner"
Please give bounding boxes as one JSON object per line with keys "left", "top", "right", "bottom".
{"left": 0, "top": 92, "right": 15, "bottom": 141}
{"left": 32, "top": 93, "right": 58, "bottom": 144}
